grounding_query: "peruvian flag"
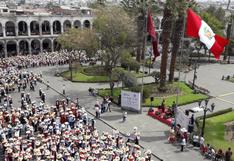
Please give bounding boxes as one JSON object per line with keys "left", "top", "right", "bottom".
{"left": 186, "top": 8, "right": 229, "bottom": 60}
{"left": 147, "top": 11, "right": 160, "bottom": 61}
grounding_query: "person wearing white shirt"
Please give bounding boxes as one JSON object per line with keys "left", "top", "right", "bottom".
{"left": 181, "top": 137, "right": 186, "bottom": 152}
{"left": 200, "top": 136, "right": 205, "bottom": 147}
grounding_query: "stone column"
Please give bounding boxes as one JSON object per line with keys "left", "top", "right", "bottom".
{"left": 61, "top": 25, "right": 64, "bottom": 34}
{"left": 29, "top": 40, "right": 32, "bottom": 55}
{"left": 39, "top": 22, "right": 42, "bottom": 36}
{"left": 15, "top": 23, "right": 18, "bottom": 37}
{"left": 27, "top": 23, "right": 31, "bottom": 36}
{"left": 4, "top": 41, "right": 7, "bottom": 58}
{"left": 90, "top": 23, "right": 92, "bottom": 29}
{"left": 51, "top": 39, "right": 54, "bottom": 52}
{"left": 2, "top": 26, "right": 6, "bottom": 37}
{"left": 40, "top": 39, "right": 43, "bottom": 53}
{"left": 50, "top": 22, "right": 53, "bottom": 35}
{"left": 16, "top": 41, "right": 19, "bottom": 55}
{"left": 71, "top": 20, "right": 74, "bottom": 28}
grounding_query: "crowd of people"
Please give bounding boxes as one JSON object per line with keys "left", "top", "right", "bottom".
{"left": 1, "top": 97, "right": 152, "bottom": 161}
{"left": 167, "top": 124, "right": 232, "bottom": 161}
{"left": 0, "top": 51, "right": 232, "bottom": 161}
{"left": 0, "top": 54, "right": 153, "bottom": 161}
{"left": 0, "top": 50, "right": 99, "bottom": 69}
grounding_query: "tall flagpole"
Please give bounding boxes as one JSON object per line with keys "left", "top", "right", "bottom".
{"left": 175, "top": 12, "right": 187, "bottom": 125}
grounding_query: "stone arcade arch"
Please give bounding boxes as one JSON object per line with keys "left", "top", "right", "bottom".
{"left": 0, "top": 41, "right": 4, "bottom": 58}
{"left": 42, "top": 39, "right": 52, "bottom": 52}
{"left": 7, "top": 40, "right": 17, "bottom": 57}
{"left": 31, "top": 39, "right": 41, "bottom": 55}
{"left": 0, "top": 23, "right": 3, "bottom": 37}
{"left": 19, "top": 40, "right": 29, "bottom": 55}
{"left": 5, "top": 21, "right": 16, "bottom": 36}
{"left": 73, "top": 20, "right": 81, "bottom": 28}
{"left": 18, "top": 21, "right": 28, "bottom": 36}
{"left": 83, "top": 20, "right": 90, "bottom": 28}
{"left": 63, "top": 20, "right": 71, "bottom": 32}
{"left": 53, "top": 39, "right": 61, "bottom": 51}
{"left": 30, "top": 21, "right": 40, "bottom": 35}
{"left": 42, "top": 21, "right": 51, "bottom": 35}
{"left": 53, "top": 20, "right": 61, "bottom": 34}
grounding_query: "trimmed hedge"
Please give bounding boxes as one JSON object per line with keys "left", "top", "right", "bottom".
{"left": 195, "top": 108, "right": 233, "bottom": 129}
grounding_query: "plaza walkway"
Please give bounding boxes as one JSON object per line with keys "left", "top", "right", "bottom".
{"left": 29, "top": 64, "right": 229, "bottom": 161}
{"left": 11, "top": 62, "right": 232, "bottom": 161}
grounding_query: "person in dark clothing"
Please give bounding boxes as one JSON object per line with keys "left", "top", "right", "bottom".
{"left": 225, "top": 147, "right": 232, "bottom": 161}
{"left": 39, "top": 88, "right": 42, "bottom": 97}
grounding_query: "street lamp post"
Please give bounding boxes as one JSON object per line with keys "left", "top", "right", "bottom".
{"left": 192, "top": 42, "right": 202, "bottom": 90}
{"left": 198, "top": 99, "right": 215, "bottom": 137}
{"left": 69, "top": 53, "right": 73, "bottom": 81}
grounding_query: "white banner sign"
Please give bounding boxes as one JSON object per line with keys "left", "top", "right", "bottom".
{"left": 121, "top": 90, "right": 141, "bottom": 112}
{"left": 176, "top": 108, "right": 190, "bottom": 129}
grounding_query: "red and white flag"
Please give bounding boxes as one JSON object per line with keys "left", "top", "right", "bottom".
{"left": 186, "top": 8, "right": 229, "bottom": 60}
{"left": 147, "top": 11, "right": 160, "bottom": 61}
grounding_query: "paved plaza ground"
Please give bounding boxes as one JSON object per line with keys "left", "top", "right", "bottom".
{"left": 10, "top": 63, "right": 234, "bottom": 161}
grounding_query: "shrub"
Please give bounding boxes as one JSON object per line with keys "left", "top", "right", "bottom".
{"left": 112, "top": 68, "right": 125, "bottom": 81}
{"left": 143, "top": 87, "right": 151, "bottom": 99}
{"left": 195, "top": 108, "right": 233, "bottom": 129}
{"left": 130, "top": 86, "right": 150, "bottom": 99}
{"left": 82, "top": 65, "right": 107, "bottom": 76}
{"left": 129, "top": 59, "right": 140, "bottom": 72}
{"left": 150, "top": 71, "right": 160, "bottom": 83}
{"left": 120, "top": 50, "right": 140, "bottom": 72}
{"left": 174, "top": 77, "right": 179, "bottom": 82}
{"left": 122, "top": 72, "right": 137, "bottom": 88}
{"left": 145, "top": 58, "right": 153, "bottom": 68}
{"left": 130, "top": 86, "right": 141, "bottom": 93}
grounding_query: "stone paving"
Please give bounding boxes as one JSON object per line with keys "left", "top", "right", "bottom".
{"left": 179, "top": 64, "right": 234, "bottom": 117}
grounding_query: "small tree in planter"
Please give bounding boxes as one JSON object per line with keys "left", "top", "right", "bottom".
{"left": 150, "top": 71, "right": 160, "bottom": 84}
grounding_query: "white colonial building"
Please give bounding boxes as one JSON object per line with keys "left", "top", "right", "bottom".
{"left": 0, "top": 6, "right": 93, "bottom": 57}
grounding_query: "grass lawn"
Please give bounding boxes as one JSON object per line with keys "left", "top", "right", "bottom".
{"left": 98, "top": 82, "right": 208, "bottom": 107}
{"left": 202, "top": 111, "right": 234, "bottom": 161}
{"left": 229, "top": 77, "right": 234, "bottom": 83}
{"left": 62, "top": 70, "right": 109, "bottom": 82}
{"left": 61, "top": 66, "right": 144, "bottom": 83}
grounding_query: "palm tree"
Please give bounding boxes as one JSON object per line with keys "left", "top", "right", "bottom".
{"left": 227, "top": 0, "right": 231, "bottom": 10}
{"left": 121, "top": 0, "right": 162, "bottom": 62}
{"left": 159, "top": 0, "right": 173, "bottom": 90}
{"left": 169, "top": 0, "right": 198, "bottom": 82}
{"left": 168, "top": 15, "right": 184, "bottom": 82}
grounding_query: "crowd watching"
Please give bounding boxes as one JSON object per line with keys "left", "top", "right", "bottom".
{"left": 168, "top": 124, "right": 232, "bottom": 161}
{"left": 0, "top": 50, "right": 99, "bottom": 69}
{"left": 0, "top": 53, "right": 152, "bottom": 161}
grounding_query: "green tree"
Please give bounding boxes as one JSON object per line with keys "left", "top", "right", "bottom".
{"left": 88, "top": 0, "right": 106, "bottom": 9}
{"left": 57, "top": 28, "right": 98, "bottom": 80}
{"left": 224, "top": 15, "right": 234, "bottom": 62}
{"left": 121, "top": 51, "right": 140, "bottom": 72}
{"left": 93, "top": 7, "right": 136, "bottom": 96}
{"left": 57, "top": 28, "right": 98, "bottom": 60}
{"left": 206, "top": 6, "right": 225, "bottom": 23}
{"left": 113, "top": 68, "right": 137, "bottom": 88}
{"left": 200, "top": 12, "right": 224, "bottom": 36}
